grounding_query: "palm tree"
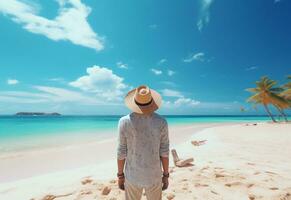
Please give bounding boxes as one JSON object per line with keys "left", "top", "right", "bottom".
{"left": 281, "top": 75, "right": 291, "bottom": 102}
{"left": 271, "top": 94, "right": 289, "bottom": 122}
{"left": 277, "top": 75, "right": 291, "bottom": 121}
{"left": 246, "top": 76, "right": 284, "bottom": 122}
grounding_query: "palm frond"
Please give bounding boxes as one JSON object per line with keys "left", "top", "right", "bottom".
{"left": 247, "top": 93, "right": 261, "bottom": 103}
{"left": 246, "top": 88, "right": 260, "bottom": 93}
{"left": 269, "top": 87, "right": 284, "bottom": 92}
{"left": 269, "top": 93, "right": 290, "bottom": 108}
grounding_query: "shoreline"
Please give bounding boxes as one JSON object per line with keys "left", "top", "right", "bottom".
{"left": 0, "top": 122, "right": 228, "bottom": 183}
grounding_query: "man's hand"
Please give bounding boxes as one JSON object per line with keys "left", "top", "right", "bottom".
{"left": 118, "top": 177, "right": 125, "bottom": 190}
{"left": 162, "top": 176, "right": 169, "bottom": 190}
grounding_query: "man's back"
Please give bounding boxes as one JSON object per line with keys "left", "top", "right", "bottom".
{"left": 118, "top": 112, "right": 169, "bottom": 187}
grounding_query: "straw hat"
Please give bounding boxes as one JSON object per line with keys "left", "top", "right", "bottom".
{"left": 125, "top": 85, "right": 162, "bottom": 114}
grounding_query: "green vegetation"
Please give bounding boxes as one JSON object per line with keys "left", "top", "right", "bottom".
{"left": 246, "top": 76, "right": 290, "bottom": 122}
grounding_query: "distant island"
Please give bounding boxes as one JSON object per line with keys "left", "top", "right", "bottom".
{"left": 15, "top": 112, "right": 61, "bottom": 116}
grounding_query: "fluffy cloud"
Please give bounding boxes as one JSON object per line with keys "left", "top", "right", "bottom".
{"left": 161, "top": 88, "right": 200, "bottom": 108}
{"left": 183, "top": 52, "right": 205, "bottom": 62}
{"left": 116, "top": 62, "right": 128, "bottom": 69}
{"left": 151, "top": 68, "right": 162, "bottom": 75}
{"left": 174, "top": 97, "right": 200, "bottom": 107}
{"left": 197, "top": 0, "right": 214, "bottom": 31}
{"left": 158, "top": 58, "right": 167, "bottom": 65}
{"left": 69, "top": 66, "right": 127, "bottom": 101}
{"left": 151, "top": 68, "right": 175, "bottom": 76}
{"left": 167, "top": 70, "right": 175, "bottom": 76}
{"left": 163, "top": 97, "right": 200, "bottom": 108}
{"left": 245, "top": 66, "right": 258, "bottom": 71}
{"left": 0, "top": 0, "right": 104, "bottom": 51}
{"left": 1, "top": 66, "right": 128, "bottom": 106}
{"left": 7, "top": 79, "right": 19, "bottom": 85}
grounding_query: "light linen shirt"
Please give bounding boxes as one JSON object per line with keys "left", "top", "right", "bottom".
{"left": 117, "top": 112, "right": 169, "bottom": 187}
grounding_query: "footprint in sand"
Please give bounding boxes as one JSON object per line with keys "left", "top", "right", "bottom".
{"left": 81, "top": 178, "right": 93, "bottom": 185}
{"left": 265, "top": 171, "right": 277, "bottom": 175}
{"left": 201, "top": 166, "right": 210, "bottom": 170}
{"left": 80, "top": 190, "right": 92, "bottom": 195}
{"left": 248, "top": 194, "right": 256, "bottom": 200}
{"left": 214, "top": 167, "right": 223, "bottom": 170}
{"left": 270, "top": 187, "right": 279, "bottom": 190}
{"left": 277, "top": 192, "right": 291, "bottom": 200}
{"left": 247, "top": 162, "right": 255, "bottom": 166}
{"left": 215, "top": 173, "right": 226, "bottom": 178}
{"left": 248, "top": 194, "right": 263, "bottom": 200}
{"left": 225, "top": 182, "right": 243, "bottom": 187}
{"left": 211, "top": 190, "right": 219, "bottom": 195}
{"left": 194, "top": 183, "right": 209, "bottom": 187}
{"left": 109, "top": 179, "right": 116, "bottom": 184}
{"left": 182, "top": 186, "right": 188, "bottom": 190}
{"left": 41, "top": 193, "right": 73, "bottom": 200}
{"left": 254, "top": 172, "right": 261, "bottom": 175}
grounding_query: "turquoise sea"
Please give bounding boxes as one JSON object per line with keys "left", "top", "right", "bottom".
{"left": 0, "top": 115, "right": 270, "bottom": 152}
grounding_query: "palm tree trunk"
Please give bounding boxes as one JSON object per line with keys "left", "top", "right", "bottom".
{"left": 263, "top": 104, "right": 277, "bottom": 122}
{"left": 274, "top": 105, "right": 288, "bottom": 122}
{"left": 282, "top": 111, "right": 289, "bottom": 122}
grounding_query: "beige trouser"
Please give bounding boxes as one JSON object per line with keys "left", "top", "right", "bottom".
{"left": 125, "top": 180, "right": 162, "bottom": 200}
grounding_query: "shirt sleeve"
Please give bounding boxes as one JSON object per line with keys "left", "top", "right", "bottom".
{"left": 117, "top": 118, "right": 127, "bottom": 160}
{"left": 160, "top": 120, "right": 169, "bottom": 158}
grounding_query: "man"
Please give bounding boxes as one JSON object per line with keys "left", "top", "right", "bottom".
{"left": 117, "top": 85, "right": 170, "bottom": 200}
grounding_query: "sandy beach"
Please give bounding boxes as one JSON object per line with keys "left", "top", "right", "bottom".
{"left": 0, "top": 122, "right": 291, "bottom": 200}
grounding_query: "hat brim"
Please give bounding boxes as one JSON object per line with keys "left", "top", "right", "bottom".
{"left": 124, "top": 88, "right": 162, "bottom": 114}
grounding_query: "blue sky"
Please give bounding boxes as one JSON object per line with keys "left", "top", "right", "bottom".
{"left": 0, "top": 0, "right": 290, "bottom": 115}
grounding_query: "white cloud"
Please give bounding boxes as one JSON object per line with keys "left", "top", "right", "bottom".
{"left": 7, "top": 79, "right": 19, "bottom": 85}
{"left": 167, "top": 70, "right": 175, "bottom": 76}
{"left": 161, "top": 89, "right": 183, "bottom": 97}
{"left": 1, "top": 66, "right": 129, "bottom": 106}
{"left": 174, "top": 97, "right": 200, "bottom": 107}
{"left": 245, "top": 66, "right": 258, "bottom": 71}
{"left": 158, "top": 58, "right": 167, "bottom": 65}
{"left": 69, "top": 65, "right": 127, "bottom": 101}
{"left": 0, "top": 0, "right": 104, "bottom": 51}
{"left": 151, "top": 68, "right": 162, "bottom": 75}
{"left": 0, "top": 86, "right": 104, "bottom": 105}
{"left": 116, "top": 61, "right": 128, "bottom": 69}
{"left": 34, "top": 85, "right": 102, "bottom": 104}
{"left": 183, "top": 52, "right": 205, "bottom": 62}
{"left": 161, "top": 88, "right": 200, "bottom": 108}
{"left": 197, "top": 0, "right": 214, "bottom": 31}
{"left": 0, "top": 91, "right": 50, "bottom": 103}
{"left": 163, "top": 97, "right": 200, "bottom": 108}
{"left": 48, "top": 77, "right": 66, "bottom": 83}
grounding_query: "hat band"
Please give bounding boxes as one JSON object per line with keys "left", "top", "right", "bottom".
{"left": 134, "top": 98, "right": 153, "bottom": 106}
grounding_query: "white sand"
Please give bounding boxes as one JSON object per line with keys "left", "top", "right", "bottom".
{"left": 1, "top": 122, "right": 291, "bottom": 200}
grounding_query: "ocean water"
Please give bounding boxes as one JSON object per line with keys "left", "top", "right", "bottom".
{"left": 0, "top": 115, "right": 269, "bottom": 152}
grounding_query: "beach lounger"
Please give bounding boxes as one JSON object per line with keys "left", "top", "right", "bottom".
{"left": 171, "top": 149, "right": 194, "bottom": 167}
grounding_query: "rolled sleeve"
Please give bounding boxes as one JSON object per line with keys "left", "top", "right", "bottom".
{"left": 160, "top": 121, "right": 169, "bottom": 157}
{"left": 117, "top": 119, "right": 127, "bottom": 160}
